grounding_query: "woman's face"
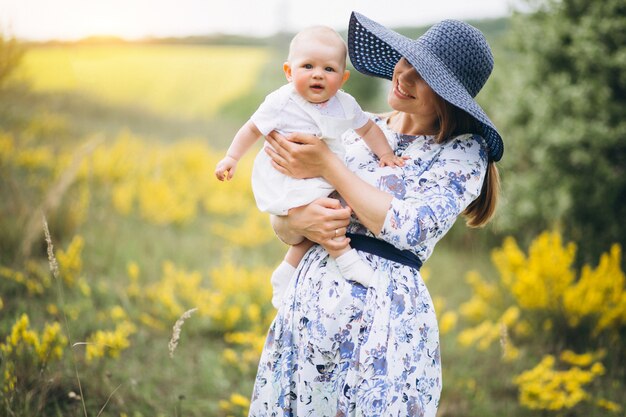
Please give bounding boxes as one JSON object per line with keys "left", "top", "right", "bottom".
{"left": 387, "top": 58, "right": 439, "bottom": 120}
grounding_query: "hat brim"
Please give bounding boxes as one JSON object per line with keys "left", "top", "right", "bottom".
{"left": 348, "top": 12, "right": 503, "bottom": 162}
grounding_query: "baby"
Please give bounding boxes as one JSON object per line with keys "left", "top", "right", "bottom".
{"left": 215, "top": 26, "right": 405, "bottom": 308}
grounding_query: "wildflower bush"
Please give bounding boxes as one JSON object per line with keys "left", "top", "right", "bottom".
{"left": 456, "top": 231, "right": 625, "bottom": 414}
{"left": 0, "top": 123, "right": 280, "bottom": 415}
{"left": 1, "top": 314, "right": 67, "bottom": 395}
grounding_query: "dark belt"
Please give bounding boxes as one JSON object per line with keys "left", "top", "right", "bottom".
{"left": 346, "top": 233, "right": 423, "bottom": 270}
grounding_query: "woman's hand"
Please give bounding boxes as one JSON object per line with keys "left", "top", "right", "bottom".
{"left": 272, "top": 197, "right": 352, "bottom": 252}
{"left": 265, "top": 131, "right": 335, "bottom": 179}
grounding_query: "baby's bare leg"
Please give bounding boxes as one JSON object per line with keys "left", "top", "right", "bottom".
{"left": 285, "top": 239, "right": 315, "bottom": 267}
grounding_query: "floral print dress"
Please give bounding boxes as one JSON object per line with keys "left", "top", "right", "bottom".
{"left": 248, "top": 116, "right": 488, "bottom": 417}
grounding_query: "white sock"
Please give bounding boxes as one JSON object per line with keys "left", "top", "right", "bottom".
{"left": 270, "top": 261, "right": 296, "bottom": 309}
{"left": 335, "top": 249, "right": 375, "bottom": 287}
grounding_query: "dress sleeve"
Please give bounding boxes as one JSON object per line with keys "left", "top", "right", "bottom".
{"left": 377, "top": 134, "right": 488, "bottom": 251}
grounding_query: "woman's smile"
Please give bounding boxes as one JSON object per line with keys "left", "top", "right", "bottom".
{"left": 394, "top": 81, "right": 415, "bottom": 99}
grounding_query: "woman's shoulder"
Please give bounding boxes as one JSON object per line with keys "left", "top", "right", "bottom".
{"left": 444, "top": 133, "right": 489, "bottom": 162}
{"left": 369, "top": 112, "right": 392, "bottom": 124}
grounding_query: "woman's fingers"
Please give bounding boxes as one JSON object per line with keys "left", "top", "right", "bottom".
{"left": 265, "top": 144, "right": 289, "bottom": 170}
{"left": 285, "top": 132, "right": 320, "bottom": 145}
{"left": 266, "top": 131, "right": 293, "bottom": 159}
{"left": 316, "top": 197, "right": 342, "bottom": 210}
{"left": 327, "top": 226, "right": 349, "bottom": 240}
{"left": 269, "top": 159, "right": 290, "bottom": 176}
{"left": 314, "top": 198, "right": 352, "bottom": 220}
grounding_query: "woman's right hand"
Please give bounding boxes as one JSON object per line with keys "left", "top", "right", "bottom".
{"left": 272, "top": 197, "right": 352, "bottom": 251}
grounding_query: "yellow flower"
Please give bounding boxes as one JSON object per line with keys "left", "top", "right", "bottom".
{"left": 459, "top": 296, "right": 490, "bottom": 323}
{"left": 500, "top": 306, "right": 520, "bottom": 327}
{"left": 596, "top": 398, "right": 622, "bottom": 413}
{"left": 36, "top": 322, "right": 67, "bottom": 362}
{"left": 110, "top": 305, "right": 128, "bottom": 321}
{"left": 563, "top": 244, "right": 626, "bottom": 333}
{"left": 112, "top": 182, "right": 136, "bottom": 214}
{"left": 127, "top": 261, "right": 140, "bottom": 280}
{"left": 47, "top": 303, "right": 59, "bottom": 316}
{"left": 493, "top": 232, "right": 577, "bottom": 311}
{"left": 514, "top": 354, "right": 601, "bottom": 411}
{"left": 247, "top": 304, "right": 261, "bottom": 323}
{"left": 139, "top": 313, "right": 166, "bottom": 331}
{"left": 559, "top": 349, "right": 605, "bottom": 367}
{"left": 222, "top": 348, "right": 239, "bottom": 365}
{"left": 85, "top": 321, "right": 136, "bottom": 362}
{"left": 56, "top": 235, "right": 85, "bottom": 287}
{"left": 230, "top": 393, "right": 250, "bottom": 408}
{"left": 457, "top": 320, "right": 499, "bottom": 350}
{"left": 439, "top": 311, "right": 458, "bottom": 335}
{"left": 3, "top": 363, "right": 16, "bottom": 393}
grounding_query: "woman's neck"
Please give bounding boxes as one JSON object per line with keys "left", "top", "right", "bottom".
{"left": 386, "top": 111, "right": 438, "bottom": 136}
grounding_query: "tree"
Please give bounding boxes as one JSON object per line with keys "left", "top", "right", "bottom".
{"left": 495, "top": 0, "right": 626, "bottom": 263}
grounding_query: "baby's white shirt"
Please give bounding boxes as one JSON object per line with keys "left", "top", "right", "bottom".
{"left": 250, "top": 83, "right": 370, "bottom": 137}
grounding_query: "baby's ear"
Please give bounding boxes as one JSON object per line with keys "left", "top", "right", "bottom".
{"left": 283, "top": 62, "right": 292, "bottom": 81}
{"left": 342, "top": 70, "right": 350, "bottom": 84}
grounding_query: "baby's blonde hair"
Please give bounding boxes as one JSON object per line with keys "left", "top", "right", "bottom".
{"left": 287, "top": 26, "right": 348, "bottom": 69}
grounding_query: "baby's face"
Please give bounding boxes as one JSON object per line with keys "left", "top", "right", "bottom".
{"left": 284, "top": 40, "right": 349, "bottom": 104}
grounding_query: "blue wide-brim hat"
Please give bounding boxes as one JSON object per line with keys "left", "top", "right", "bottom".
{"left": 348, "top": 12, "right": 503, "bottom": 162}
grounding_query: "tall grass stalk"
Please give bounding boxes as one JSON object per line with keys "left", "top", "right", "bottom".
{"left": 43, "top": 214, "right": 88, "bottom": 417}
{"left": 169, "top": 308, "right": 198, "bottom": 359}
{"left": 95, "top": 384, "right": 123, "bottom": 417}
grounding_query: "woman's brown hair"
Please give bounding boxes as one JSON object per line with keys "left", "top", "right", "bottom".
{"left": 433, "top": 97, "right": 500, "bottom": 228}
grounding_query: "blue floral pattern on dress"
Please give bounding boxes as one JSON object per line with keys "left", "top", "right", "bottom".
{"left": 249, "top": 116, "right": 488, "bottom": 417}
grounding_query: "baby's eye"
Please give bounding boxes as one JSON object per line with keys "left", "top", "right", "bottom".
{"left": 303, "top": 64, "right": 313, "bottom": 69}
{"left": 325, "top": 67, "right": 336, "bottom": 72}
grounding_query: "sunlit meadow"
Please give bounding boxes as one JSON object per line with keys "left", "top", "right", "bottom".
{"left": 1, "top": 38, "right": 623, "bottom": 417}
{"left": 16, "top": 44, "right": 269, "bottom": 118}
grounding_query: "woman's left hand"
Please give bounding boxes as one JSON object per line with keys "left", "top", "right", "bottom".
{"left": 265, "top": 131, "right": 334, "bottom": 179}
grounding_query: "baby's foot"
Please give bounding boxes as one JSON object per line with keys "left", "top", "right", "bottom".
{"left": 270, "top": 261, "right": 296, "bottom": 309}
{"left": 335, "top": 249, "right": 375, "bottom": 287}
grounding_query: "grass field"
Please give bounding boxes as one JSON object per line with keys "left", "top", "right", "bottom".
{"left": 16, "top": 44, "right": 270, "bottom": 119}
{"left": 1, "top": 40, "right": 623, "bottom": 417}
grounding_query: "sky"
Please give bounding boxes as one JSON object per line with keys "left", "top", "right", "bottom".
{"left": 0, "top": 0, "right": 518, "bottom": 41}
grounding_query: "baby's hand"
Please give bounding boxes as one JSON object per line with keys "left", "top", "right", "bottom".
{"left": 378, "top": 152, "right": 409, "bottom": 167}
{"left": 215, "top": 156, "right": 238, "bottom": 181}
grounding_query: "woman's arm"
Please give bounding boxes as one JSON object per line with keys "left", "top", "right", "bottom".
{"left": 266, "top": 131, "right": 488, "bottom": 249}
{"left": 265, "top": 132, "right": 392, "bottom": 235}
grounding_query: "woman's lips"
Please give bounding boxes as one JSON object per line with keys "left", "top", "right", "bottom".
{"left": 394, "top": 82, "right": 415, "bottom": 99}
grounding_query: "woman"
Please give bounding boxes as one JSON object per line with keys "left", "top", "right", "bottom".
{"left": 248, "top": 12, "right": 503, "bottom": 417}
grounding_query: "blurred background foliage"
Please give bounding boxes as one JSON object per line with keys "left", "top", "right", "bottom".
{"left": 490, "top": 0, "right": 626, "bottom": 265}
{"left": 0, "top": 0, "right": 624, "bottom": 415}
